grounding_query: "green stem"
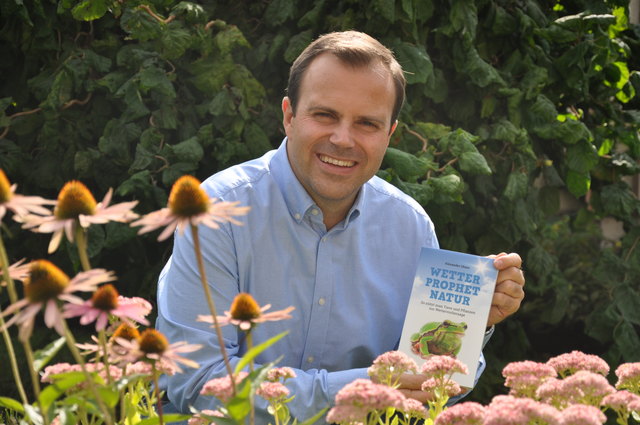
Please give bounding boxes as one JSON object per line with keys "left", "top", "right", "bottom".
{"left": 0, "top": 235, "right": 28, "bottom": 404}
{"left": 98, "top": 329, "right": 113, "bottom": 384}
{"left": 246, "top": 331, "right": 254, "bottom": 425}
{"left": 190, "top": 225, "right": 236, "bottom": 391}
{"left": 152, "top": 362, "right": 164, "bottom": 425}
{"left": 59, "top": 310, "right": 114, "bottom": 425}
{"left": 74, "top": 223, "right": 91, "bottom": 272}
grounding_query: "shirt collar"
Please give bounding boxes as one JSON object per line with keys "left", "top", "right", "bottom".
{"left": 270, "top": 138, "right": 362, "bottom": 227}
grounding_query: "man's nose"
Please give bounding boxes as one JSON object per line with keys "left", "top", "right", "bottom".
{"left": 329, "top": 123, "right": 354, "bottom": 148}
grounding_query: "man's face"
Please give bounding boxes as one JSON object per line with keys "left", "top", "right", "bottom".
{"left": 282, "top": 53, "right": 397, "bottom": 220}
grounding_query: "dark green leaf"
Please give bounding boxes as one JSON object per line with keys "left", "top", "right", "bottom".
{"left": 284, "top": 30, "right": 314, "bottom": 63}
{"left": 503, "top": 172, "right": 528, "bottom": 200}
{"left": 566, "top": 170, "right": 591, "bottom": 197}
{"left": 374, "top": 0, "right": 395, "bottom": 22}
{"left": 459, "top": 151, "right": 491, "bottom": 175}
{"left": 613, "top": 285, "right": 640, "bottom": 325}
{"left": 614, "top": 320, "right": 640, "bottom": 361}
{"left": 383, "top": 147, "right": 431, "bottom": 181}
{"left": 393, "top": 42, "right": 433, "bottom": 85}
{"left": 171, "top": 137, "right": 204, "bottom": 163}
{"left": 72, "top": 0, "right": 109, "bottom": 21}
{"left": 566, "top": 141, "right": 598, "bottom": 173}
{"left": 265, "top": 0, "right": 296, "bottom": 27}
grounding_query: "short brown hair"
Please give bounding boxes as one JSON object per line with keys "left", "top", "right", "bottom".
{"left": 286, "top": 31, "right": 406, "bottom": 125}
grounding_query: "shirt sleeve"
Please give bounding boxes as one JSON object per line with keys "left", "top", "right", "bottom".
{"left": 155, "top": 222, "right": 365, "bottom": 423}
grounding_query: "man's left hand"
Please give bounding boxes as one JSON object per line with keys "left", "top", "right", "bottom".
{"left": 487, "top": 252, "right": 525, "bottom": 327}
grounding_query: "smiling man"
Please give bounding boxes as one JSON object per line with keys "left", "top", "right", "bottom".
{"left": 156, "top": 31, "right": 525, "bottom": 423}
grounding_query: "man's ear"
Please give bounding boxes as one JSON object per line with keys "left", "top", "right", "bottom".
{"left": 282, "top": 97, "right": 293, "bottom": 130}
{"left": 389, "top": 120, "right": 398, "bottom": 136}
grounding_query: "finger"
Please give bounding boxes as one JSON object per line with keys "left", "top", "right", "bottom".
{"left": 397, "top": 373, "right": 427, "bottom": 390}
{"left": 492, "top": 253, "right": 522, "bottom": 271}
{"left": 487, "top": 285, "right": 525, "bottom": 326}
{"left": 496, "top": 267, "right": 525, "bottom": 287}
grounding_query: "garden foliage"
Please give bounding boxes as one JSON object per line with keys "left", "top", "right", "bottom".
{"left": 1, "top": 0, "right": 639, "bottom": 406}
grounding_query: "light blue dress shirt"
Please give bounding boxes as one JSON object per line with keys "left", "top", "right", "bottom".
{"left": 156, "top": 139, "right": 486, "bottom": 423}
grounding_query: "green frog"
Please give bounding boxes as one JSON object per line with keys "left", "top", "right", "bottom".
{"left": 410, "top": 320, "right": 467, "bottom": 358}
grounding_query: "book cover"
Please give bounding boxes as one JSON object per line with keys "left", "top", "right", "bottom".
{"left": 398, "top": 247, "right": 498, "bottom": 388}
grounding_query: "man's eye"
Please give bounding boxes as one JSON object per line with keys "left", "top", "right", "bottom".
{"left": 360, "top": 120, "right": 379, "bottom": 129}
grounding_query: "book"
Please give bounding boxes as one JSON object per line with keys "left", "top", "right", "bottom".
{"left": 398, "top": 247, "right": 498, "bottom": 388}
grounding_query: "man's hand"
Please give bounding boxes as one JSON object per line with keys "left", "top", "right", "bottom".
{"left": 487, "top": 252, "right": 525, "bottom": 327}
{"left": 391, "top": 374, "right": 470, "bottom": 403}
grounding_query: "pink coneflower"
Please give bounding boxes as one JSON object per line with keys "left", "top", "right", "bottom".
{"left": 485, "top": 395, "right": 562, "bottom": 425}
{"left": 114, "top": 328, "right": 201, "bottom": 374}
{"left": 502, "top": 360, "right": 557, "bottom": 398}
{"left": 63, "top": 284, "right": 151, "bottom": 331}
{"left": 420, "top": 355, "right": 469, "bottom": 378}
{"left": 20, "top": 181, "right": 138, "bottom": 253}
{"left": 0, "top": 169, "right": 54, "bottom": 222}
{"left": 547, "top": 351, "right": 609, "bottom": 377}
{"left": 132, "top": 175, "right": 250, "bottom": 241}
{"left": 368, "top": 350, "right": 418, "bottom": 386}
{"left": 266, "top": 367, "right": 296, "bottom": 382}
{"left": 197, "top": 292, "right": 294, "bottom": 331}
{"left": 257, "top": 381, "right": 290, "bottom": 402}
{"left": 615, "top": 362, "right": 640, "bottom": 392}
{"left": 201, "top": 371, "right": 249, "bottom": 403}
{"left": 560, "top": 404, "right": 606, "bottom": 425}
{"left": 434, "top": 401, "right": 485, "bottom": 425}
{"left": 1, "top": 260, "right": 115, "bottom": 341}
{"left": 561, "top": 370, "right": 615, "bottom": 406}
{"left": 0, "top": 258, "right": 30, "bottom": 285}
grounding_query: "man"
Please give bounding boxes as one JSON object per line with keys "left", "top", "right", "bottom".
{"left": 156, "top": 30, "right": 525, "bottom": 422}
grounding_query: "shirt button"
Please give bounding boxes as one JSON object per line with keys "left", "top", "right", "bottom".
{"left": 321, "top": 237, "right": 327, "bottom": 242}
{"left": 318, "top": 298, "right": 326, "bottom": 306}
{"left": 294, "top": 213, "right": 301, "bottom": 220}
{"left": 311, "top": 209, "right": 319, "bottom": 215}
{"left": 307, "top": 356, "right": 314, "bottom": 363}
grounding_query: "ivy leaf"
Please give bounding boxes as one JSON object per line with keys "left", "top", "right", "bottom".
{"left": 614, "top": 320, "right": 640, "bottom": 361}
{"left": 71, "top": 0, "right": 109, "bottom": 21}
{"left": 138, "top": 66, "right": 176, "bottom": 98}
{"left": 383, "top": 147, "right": 431, "bottom": 181}
{"left": 374, "top": 0, "right": 395, "bottom": 23}
{"left": 428, "top": 174, "right": 464, "bottom": 201}
{"left": 159, "top": 26, "right": 192, "bottom": 60}
{"left": 265, "top": 0, "right": 296, "bottom": 27}
{"left": 284, "top": 30, "right": 314, "bottom": 63}
{"left": 600, "top": 182, "right": 639, "bottom": 218}
{"left": 171, "top": 137, "right": 204, "bottom": 163}
{"left": 566, "top": 170, "right": 591, "bottom": 197}
{"left": 171, "top": 2, "right": 207, "bottom": 24}
{"left": 392, "top": 41, "right": 433, "bottom": 85}
{"left": 503, "top": 172, "right": 528, "bottom": 200}
{"left": 566, "top": 140, "right": 598, "bottom": 173}
{"left": 438, "top": 129, "right": 479, "bottom": 156}
{"left": 613, "top": 285, "right": 640, "bottom": 325}
{"left": 450, "top": 0, "right": 477, "bottom": 39}
{"left": 459, "top": 151, "right": 491, "bottom": 175}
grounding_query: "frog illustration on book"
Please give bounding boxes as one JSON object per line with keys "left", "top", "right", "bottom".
{"left": 410, "top": 320, "right": 467, "bottom": 358}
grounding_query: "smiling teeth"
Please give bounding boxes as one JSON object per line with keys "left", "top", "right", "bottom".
{"left": 320, "top": 155, "right": 355, "bottom": 167}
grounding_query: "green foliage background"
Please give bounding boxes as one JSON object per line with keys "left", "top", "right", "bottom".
{"left": 1, "top": 0, "right": 640, "bottom": 406}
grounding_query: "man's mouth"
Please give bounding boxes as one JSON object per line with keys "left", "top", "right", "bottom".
{"left": 319, "top": 154, "right": 355, "bottom": 168}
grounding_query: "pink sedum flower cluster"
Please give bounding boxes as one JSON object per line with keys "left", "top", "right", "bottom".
{"left": 547, "top": 350, "right": 610, "bottom": 378}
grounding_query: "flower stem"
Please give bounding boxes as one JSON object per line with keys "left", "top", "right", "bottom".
{"left": 59, "top": 311, "right": 114, "bottom": 425}
{"left": 190, "top": 224, "right": 235, "bottom": 392}
{"left": 0, "top": 235, "right": 28, "bottom": 405}
{"left": 246, "top": 331, "right": 255, "bottom": 425}
{"left": 152, "top": 362, "right": 165, "bottom": 425}
{"left": 98, "top": 329, "right": 113, "bottom": 384}
{"left": 21, "top": 338, "right": 49, "bottom": 425}
{"left": 74, "top": 223, "right": 91, "bottom": 272}
{"left": 0, "top": 314, "right": 28, "bottom": 404}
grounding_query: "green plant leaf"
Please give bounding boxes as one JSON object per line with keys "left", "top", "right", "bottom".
{"left": 566, "top": 170, "right": 591, "bottom": 197}
{"left": 33, "top": 337, "right": 66, "bottom": 372}
{"left": 383, "top": 147, "right": 430, "bottom": 181}
{"left": 137, "top": 414, "right": 192, "bottom": 425}
{"left": 459, "top": 151, "right": 491, "bottom": 175}
{"left": 72, "top": 0, "right": 109, "bottom": 21}
{"left": 0, "top": 396, "right": 24, "bottom": 414}
{"left": 234, "top": 331, "right": 288, "bottom": 374}
{"left": 614, "top": 320, "right": 640, "bottom": 361}
{"left": 503, "top": 172, "right": 528, "bottom": 200}
{"left": 393, "top": 41, "right": 433, "bottom": 85}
